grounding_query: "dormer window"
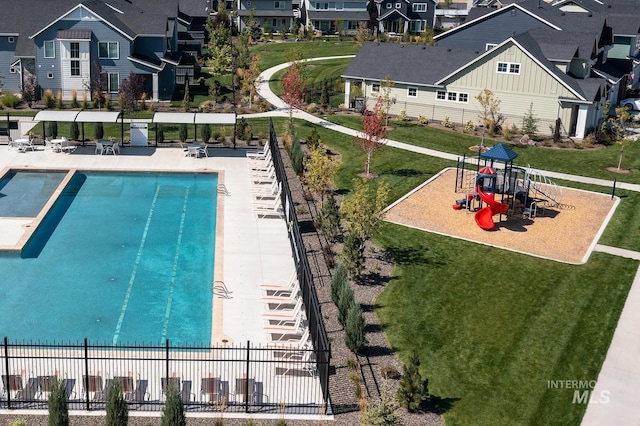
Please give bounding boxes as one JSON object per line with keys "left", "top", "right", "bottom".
{"left": 8, "top": 37, "right": 15, "bottom": 43}
{"left": 386, "top": 3, "right": 392, "bottom": 8}
{"left": 395, "top": 2, "right": 401, "bottom": 8}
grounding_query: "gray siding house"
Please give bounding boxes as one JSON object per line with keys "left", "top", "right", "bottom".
{"left": 0, "top": 0, "right": 207, "bottom": 102}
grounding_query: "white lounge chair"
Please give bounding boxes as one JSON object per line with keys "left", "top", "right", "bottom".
{"left": 104, "top": 140, "right": 119, "bottom": 155}
{"left": 95, "top": 141, "right": 104, "bottom": 155}
{"left": 275, "top": 350, "right": 317, "bottom": 377}
{"left": 260, "top": 271, "right": 298, "bottom": 297}
{"left": 253, "top": 197, "right": 283, "bottom": 218}
{"left": 263, "top": 297, "right": 303, "bottom": 319}
{"left": 246, "top": 142, "right": 270, "bottom": 160}
{"left": 60, "top": 138, "right": 76, "bottom": 154}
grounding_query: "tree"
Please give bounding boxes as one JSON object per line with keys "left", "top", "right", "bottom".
{"left": 304, "top": 144, "right": 340, "bottom": 201}
{"left": 245, "top": 8, "right": 263, "bottom": 42}
{"left": 306, "top": 126, "right": 321, "bottom": 151}
{"left": 397, "top": 350, "right": 429, "bottom": 412}
{"left": 345, "top": 302, "right": 367, "bottom": 353}
{"left": 290, "top": 134, "right": 304, "bottom": 175}
{"left": 161, "top": 383, "right": 186, "bottom": 426}
{"left": 521, "top": 103, "right": 538, "bottom": 137}
{"left": 476, "top": 88, "right": 504, "bottom": 134}
{"left": 234, "top": 32, "right": 252, "bottom": 70}
{"left": 320, "top": 79, "right": 330, "bottom": 106}
{"left": 355, "top": 22, "right": 371, "bottom": 47}
{"left": 241, "top": 55, "right": 262, "bottom": 109}
{"left": 330, "top": 262, "right": 349, "bottom": 307}
{"left": 380, "top": 75, "right": 395, "bottom": 127}
{"left": 209, "top": 79, "right": 221, "bottom": 107}
{"left": 360, "top": 379, "right": 401, "bottom": 426}
{"left": 157, "top": 123, "right": 165, "bottom": 144}
{"left": 337, "top": 278, "right": 356, "bottom": 326}
{"left": 106, "top": 379, "right": 128, "bottom": 426}
{"left": 48, "top": 377, "right": 69, "bottom": 426}
{"left": 613, "top": 105, "right": 633, "bottom": 172}
{"left": 356, "top": 96, "right": 387, "bottom": 177}
{"left": 182, "top": 81, "right": 190, "bottom": 112}
{"left": 207, "top": 5, "right": 232, "bottom": 81}
{"left": 281, "top": 62, "right": 305, "bottom": 120}
{"left": 341, "top": 232, "right": 365, "bottom": 281}
{"left": 318, "top": 192, "right": 341, "bottom": 241}
{"left": 119, "top": 71, "right": 145, "bottom": 113}
{"left": 94, "top": 122, "right": 104, "bottom": 140}
{"left": 21, "top": 74, "right": 39, "bottom": 108}
{"left": 334, "top": 18, "right": 344, "bottom": 39}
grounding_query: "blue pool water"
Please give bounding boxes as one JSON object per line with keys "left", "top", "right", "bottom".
{"left": 0, "top": 171, "right": 217, "bottom": 345}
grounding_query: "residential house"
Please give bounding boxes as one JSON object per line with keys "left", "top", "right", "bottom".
{"left": 342, "top": 38, "right": 606, "bottom": 138}
{"left": 306, "top": 0, "right": 371, "bottom": 35}
{"left": 374, "top": 0, "right": 436, "bottom": 34}
{"left": 1, "top": 0, "right": 206, "bottom": 102}
{"left": 236, "top": 0, "right": 296, "bottom": 34}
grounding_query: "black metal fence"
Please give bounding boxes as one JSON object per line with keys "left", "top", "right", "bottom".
{"left": 1, "top": 337, "right": 326, "bottom": 415}
{"left": 268, "top": 118, "right": 332, "bottom": 405}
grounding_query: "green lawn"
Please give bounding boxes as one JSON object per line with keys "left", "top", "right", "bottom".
{"left": 251, "top": 40, "right": 359, "bottom": 71}
{"left": 270, "top": 117, "right": 638, "bottom": 425}
{"left": 270, "top": 58, "right": 352, "bottom": 99}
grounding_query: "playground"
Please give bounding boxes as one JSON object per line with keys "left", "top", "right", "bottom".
{"left": 385, "top": 153, "right": 619, "bottom": 264}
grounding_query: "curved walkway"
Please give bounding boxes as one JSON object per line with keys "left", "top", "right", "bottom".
{"left": 253, "top": 57, "right": 640, "bottom": 425}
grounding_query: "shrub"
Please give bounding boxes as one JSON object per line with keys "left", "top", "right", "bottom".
{"left": 70, "top": 89, "right": 79, "bottom": 108}
{"left": 306, "top": 127, "right": 321, "bottom": 151}
{"left": 243, "top": 124, "right": 253, "bottom": 142}
{"left": 48, "top": 377, "right": 69, "bottom": 426}
{"left": 442, "top": 116, "right": 454, "bottom": 129}
{"left": 44, "top": 89, "right": 56, "bottom": 108}
{"left": 156, "top": 124, "right": 165, "bottom": 144}
{"left": 396, "top": 109, "right": 408, "bottom": 121}
{"left": 46, "top": 121, "right": 58, "bottom": 138}
{"left": 179, "top": 123, "right": 188, "bottom": 143}
{"left": 397, "top": 350, "right": 429, "bottom": 412}
{"left": 318, "top": 193, "right": 340, "bottom": 241}
{"left": 69, "top": 122, "right": 79, "bottom": 140}
{"left": 330, "top": 262, "right": 349, "bottom": 307}
{"left": 94, "top": 122, "right": 104, "bottom": 140}
{"left": 341, "top": 232, "right": 365, "bottom": 281}
{"left": 464, "top": 120, "right": 476, "bottom": 133}
{"left": 381, "top": 365, "right": 401, "bottom": 380}
{"left": 201, "top": 123, "right": 211, "bottom": 143}
{"left": 56, "top": 91, "right": 64, "bottom": 110}
{"left": 82, "top": 92, "right": 89, "bottom": 110}
{"left": 9, "top": 419, "right": 28, "bottom": 426}
{"left": 106, "top": 379, "right": 128, "bottom": 426}
{"left": 290, "top": 135, "right": 304, "bottom": 175}
{"left": 360, "top": 379, "right": 401, "bottom": 426}
{"left": 236, "top": 117, "right": 249, "bottom": 139}
{"left": 161, "top": 383, "right": 186, "bottom": 426}
{"left": 418, "top": 115, "right": 429, "bottom": 125}
{"left": 345, "top": 302, "right": 367, "bottom": 353}
{"left": 2, "top": 93, "right": 21, "bottom": 108}
{"left": 337, "top": 281, "right": 355, "bottom": 326}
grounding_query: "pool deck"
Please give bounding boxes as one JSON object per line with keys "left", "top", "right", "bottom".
{"left": 0, "top": 144, "right": 296, "bottom": 347}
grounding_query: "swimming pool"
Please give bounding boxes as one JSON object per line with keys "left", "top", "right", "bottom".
{"left": 0, "top": 171, "right": 217, "bottom": 346}
{"left": 0, "top": 170, "right": 67, "bottom": 217}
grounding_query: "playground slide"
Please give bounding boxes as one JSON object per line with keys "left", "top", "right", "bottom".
{"left": 474, "top": 186, "right": 509, "bottom": 230}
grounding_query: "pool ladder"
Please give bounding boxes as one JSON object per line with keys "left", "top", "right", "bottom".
{"left": 213, "top": 280, "right": 231, "bottom": 298}
{"left": 217, "top": 184, "right": 230, "bottom": 196}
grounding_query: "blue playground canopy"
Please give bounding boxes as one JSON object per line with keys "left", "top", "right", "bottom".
{"left": 480, "top": 143, "right": 518, "bottom": 162}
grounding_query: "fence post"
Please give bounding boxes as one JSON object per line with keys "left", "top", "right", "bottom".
{"left": 4, "top": 337, "right": 11, "bottom": 409}
{"left": 165, "top": 339, "right": 170, "bottom": 389}
{"left": 84, "top": 338, "right": 90, "bottom": 411}
{"left": 612, "top": 178, "right": 617, "bottom": 199}
{"left": 245, "top": 340, "right": 251, "bottom": 413}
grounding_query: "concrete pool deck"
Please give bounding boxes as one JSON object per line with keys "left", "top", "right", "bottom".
{"left": 0, "top": 144, "right": 296, "bottom": 347}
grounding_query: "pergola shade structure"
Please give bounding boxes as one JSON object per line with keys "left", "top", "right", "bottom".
{"left": 33, "top": 111, "right": 123, "bottom": 145}
{"left": 152, "top": 112, "right": 236, "bottom": 147}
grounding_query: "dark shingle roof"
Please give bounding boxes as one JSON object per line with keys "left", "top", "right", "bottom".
{"left": 57, "top": 29, "right": 92, "bottom": 40}
{"left": 342, "top": 42, "right": 483, "bottom": 86}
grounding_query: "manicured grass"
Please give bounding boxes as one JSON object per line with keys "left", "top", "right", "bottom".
{"left": 251, "top": 40, "right": 359, "bottom": 71}
{"left": 270, "top": 58, "right": 352, "bottom": 98}
{"left": 271, "top": 117, "right": 637, "bottom": 425}
{"left": 375, "top": 227, "right": 635, "bottom": 425}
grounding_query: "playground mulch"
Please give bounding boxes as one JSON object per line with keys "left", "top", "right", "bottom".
{"left": 384, "top": 168, "right": 617, "bottom": 264}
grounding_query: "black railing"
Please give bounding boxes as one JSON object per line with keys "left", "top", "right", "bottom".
{"left": 268, "top": 118, "right": 331, "bottom": 405}
{"left": 1, "top": 337, "right": 327, "bottom": 415}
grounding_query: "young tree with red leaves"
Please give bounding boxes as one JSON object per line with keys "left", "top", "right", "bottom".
{"left": 357, "top": 96, "right": 386, "bottom": 177}
{"left": 281, "top": 62, "right": 305, "bottom": 120}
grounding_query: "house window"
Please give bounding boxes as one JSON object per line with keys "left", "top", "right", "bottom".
{"left": 447, "top": 92, "right": 457, "bottom": 101}
{"left": 395, "top": 2, "right": 401, "bottom": 7}
{"left": 408, "top": 87, "right": 417, "bottom": 97}
{"left": 372, "top": 82, "right": 380, "bottom": 92}
{"left": 8, "top": 37, "right": 15, "bottom": 43}
{"left": 99, "top": 42, "right": 119, "bottom": 59}
{"left": 336, "top": 2, "right": 343, "bottom": 10}
{"left": 458, "top": 93, "right": 468, "bottom": 103}
{"left": 436, "top": 90, "right": 446, "bottom": 100}
{"left": 386, "top": 3, "right": 392, "bottom": 8}
{"left": 497, "top": 61, "right": 520, "bottom": 74}
{"left": 71, "top": 61, "right": 80, "bottom": 76}
{"left": 70, "top": 42, "right": 80, "bottom": 58}
{"left": 109, "top": 73, "right": 119, "bottom": 93}
{"left": 272, "top": 19, "right": 277, "bottom": 27}
{"left": 247, "top": 0, "right": 251, "bottom": 5}
{"left": 44, "top": 41, "right": 55, "bottom": 58}
{"left": 47, "top": 72, "right": 54, "bottom": 79}
{"left": 410, "top": 20, "right": 426, "bottom": 32}
{"left": 485, "top": 43, "right": 497, "bottom": 51}
{"left": 437, "top": 90, "right": 467, "bottom": 103}
{"left": 10, "top": 67, "right": 16, "bottom": 74}
{"left": 274, "top": 1, "right": 285, "bottom": 8}
{"left": 413, "top": 3, "right": 426, "bottom": 11}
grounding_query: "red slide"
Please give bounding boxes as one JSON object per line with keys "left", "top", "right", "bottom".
{"left": 474, "top": 185, "right": 508, "bottom": 230}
